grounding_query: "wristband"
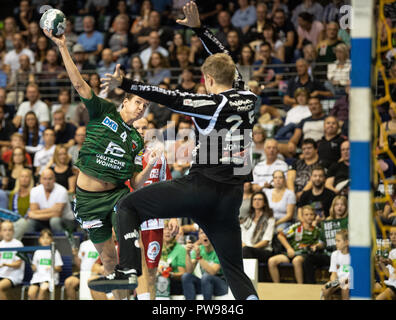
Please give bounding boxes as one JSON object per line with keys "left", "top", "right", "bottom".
{"left": 196, "top": 256, "right": 202, "bottom": 260}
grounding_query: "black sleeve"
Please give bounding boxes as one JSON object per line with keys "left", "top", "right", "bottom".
{"left": 192, "top": 26, "right": 245, "bottom": 90}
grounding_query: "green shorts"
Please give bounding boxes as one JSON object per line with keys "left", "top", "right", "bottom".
{"left": 73, "top": 186, "right": 130, "bottom": 244}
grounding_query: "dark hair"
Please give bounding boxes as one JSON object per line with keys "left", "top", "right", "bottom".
{"left": 247, "top": 191, "right": 273, "bottom": 218}
{"left": 302, "top": 138, "right": 317, "bottom": 149}
{"left": 260, "top": 41, "right": 272, "bottom": 51}
{"left": 263, "top": 23, "right": 278, "bottom": 43}
{"left": 239, "top": 45, "right": 255, "bottom": 65}
{"left": 298, "top": 12, "right": 314, "bottom": 23}
{"left": 22, "top": 111, "right": 39, "bottom": 147}
{"left": 311, "top": 164, "right": 325, "bottom": 175}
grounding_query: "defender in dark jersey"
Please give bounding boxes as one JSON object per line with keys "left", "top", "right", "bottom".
{"left": 89, "top": 2, "right": 258, "bottom": 300}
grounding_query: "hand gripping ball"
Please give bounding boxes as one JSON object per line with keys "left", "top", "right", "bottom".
{"left": 40, "top": 8, "right": 66, "bottom": 37}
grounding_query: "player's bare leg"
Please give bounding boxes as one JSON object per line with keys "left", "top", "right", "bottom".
{"left": 136, "top": 235, "right": 156, "bottom": 300}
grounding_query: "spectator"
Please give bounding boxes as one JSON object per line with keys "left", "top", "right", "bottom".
{"left": 52, "top": 110, "right": 77, "bottom": 149}
{"left": 240, "top": 191, "right": 275, "bottom": 263}
{"left": 13, "top": 83, "right": 50, "bottom": 129}
{"left": 188, "top": 34, "right": 206, "bottom": 67}
{"left": 33, "top": 128, "right": 56, "bottom": 176}
{"left": 239, "top": 182, "right": 254, "bottom": 220}
{"left": 268, "top": 205, "right": 320, "bottom": 283}
{"left": 326, "top": 43, "right": 351, "bottom": 96}
{"left": 26, "top": 21, "right": 42, "bottom": 53}
{"left": 231, "top": 0, "right": 257, "bottom": 34}
{"left": 88, "top": 73, "right": 102, "bottom": 97}
{"left": 283, "top": 59, "right": 332, "bottom": 108}
{"left": 182, "top": 228, "right": 228, "bottom": 300}
{"left": 245, "top": 3, "right": 269, "bottom": 43}
{"left": 1, "top": 17, "right": 18, "bottom": 52}
{"left": 108, "top": 0, "right": 132, "bottom": 32}
{"left": 215, "top": 10, "right": 243, "bottom": 47}
{"left": 2, "top": 132, "right": 32, "bottom": 166}
{"left": 291, "top": 0, "right": 324, "bottom": 29}
{"left": 27, "top": 229, "right": 63, "bottom": 300}
{"left": 19, "top": 111, "right": 45, "bottom": 156}
{"left": 3, "top": 146, "right": 30, "bottom": 191}
{"left": 34, "top": 36, "right": 51, "bottom": 67}
{"left": 71, "top": 44, "right": 97, "bottom": 81}
{"left": 64, "top": 238, "right": 99, "bottom": 300}
{"left": 304, "top": 195, "right": 348, "bottom": 284}
{"left": 0, "top": 35, "right": 7, "bottom": 69}
{"left": 139, "top": 31, "right": 169, "bottom": 69}
{"left": 68, "top": 126, "right": 86, "bottom": 166}
{"left": 64, "top": 20, "right": 78, "bottom": 54}
{"left": 51, "top": 89, "right": 79, "bottom": 127}
{"left": 237, "top": 45, "right": 255, "bottom": 81}
{"left": 170, "top": 46, "right": 194, "bottom": 82}
{"left": 130, "top": 0, "right": 152, "bottom": 37}
{"left": 168, "top": 32, "right": 187, "bottom": 66}
{"left": 8, "top": 168, "right": 34, "bottom": 240}
{"left": 195, "top": 2, "right": 224, "bottom": 27}
{"left": 252, "top": 139, "right": 288, "bottom": 190}
{"left": 14, "top": 0, "right": 40, "bottom": 32}
{"left": 264, "top": 170, "right": 296, "bottom": 232}
{"left": 316, "top": 22, "right": 343, "bottom": 63}
{"left": 273, "top": 8, "right": 296, "bottom": 63}
{"left": 325, "top": 140, "right": 350, "bottom": 196}
{"left": 77, "top": 16, "right": 104, "bottom": 62}
{"left": 0, "top": 220, "right": 24, "bottom": 300}
{"left": 146, "top": 52, "right": 171, "bottom": 86}
{"left": 79, "top": 0, "right": 109, "bottom": 18}
{"left": 46, "top": 144, "right": 77, "bottom": 195}
{"left": 318, "top": 116, "right": 346, "bottom": 169}
{"left": 287, "top": 138, "right": 323, "bottom": 200}
{"left": 104, "top": 14, "right": 138, "bottom": 67}
{"left": 156, "top": 220, "right": 186, "bottom": 298}
{"left": 321, "top": 230, "right": 350, "bottom": 300}
{"left": 251, "top": 124, "right": 267, "bottom": 165}
{"left": 225, "top": 30, "right": 242, "bottom": 63}
{"left": 0, "top": 105, "right": 16, "bottom": 149}
{"left": 127, "top": 55, "right": 146, "bottom": 82}
{"left": 175, "top": 68, "right": 197, "bottom": 93}
{"left": 252, "top": 23, "right": 285, "bottom": 62}
{"left": 295, "top": 12, "right": 324, "bottom": 54}
{"left": 297, "top": 165, "right": 336, "bottom": 226}
{"left": 25, "top": 169, "right": 75, "bottom": 233}
{"left": 0, "top": 88, "right": 16, "bottom": 120}
{"left": 96, "top": 48, "right": 116, "bottom": 80}
{"left": 3, "top": 33, "right": 35, "bottom": 74}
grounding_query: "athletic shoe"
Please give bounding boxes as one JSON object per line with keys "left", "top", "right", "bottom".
{"left": 88, "top": 265, "right": 138, "bottom": 292}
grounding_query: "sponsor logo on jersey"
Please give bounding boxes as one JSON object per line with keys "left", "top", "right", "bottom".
{"left": 183, "top": 99, "right": 193, "bottom": 106}
{"left": 147, "top": 241, "right": 161, "bottom": 262}
{"left": 104, "top": 141, "right": 126, "bottom": 158}
{"left": 102, "top": 116, "right": 118, "bottom": 132}
{"left": 124, "top": 230, "right": 139, "bottom": 241}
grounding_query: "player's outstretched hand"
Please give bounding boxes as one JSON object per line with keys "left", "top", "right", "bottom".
{"left": 43, "top": 29, "right": 66, "bottom": 48}
{"left": 101, "top": 64, "right": 123, "bottom": 94}
{"left": 176, "top": 1, "right": 201, "bottom": 28}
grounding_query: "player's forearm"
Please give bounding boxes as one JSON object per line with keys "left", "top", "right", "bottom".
{"left": 131, "top": 163, "right": 155, "bottom": 190}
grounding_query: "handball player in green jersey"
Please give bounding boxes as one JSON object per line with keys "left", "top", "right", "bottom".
{"left": 43, "top": 29, "right": 179, "bottom": 298}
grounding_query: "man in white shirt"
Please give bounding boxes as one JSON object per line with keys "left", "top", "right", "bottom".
{"left": 33, "top": 128, "right": 56, "bottom": 175}
{"left": 139, "top": 31, "right": 169, "bottom": 69}
{"left": 252, "top": 139, "right": 288, "bottom": 190}
{"left": 13, "top": 83, "right": 50, "bottom": 129}
{"left": 25, "top": 169, "right": 75, "bottom": 233}
{"left": 3, "top": 33, "right": 35, "bottom": 74}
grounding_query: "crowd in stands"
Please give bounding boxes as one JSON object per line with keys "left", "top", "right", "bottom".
{"left": 0, "top": 0, "right": 395, "bottom": 300}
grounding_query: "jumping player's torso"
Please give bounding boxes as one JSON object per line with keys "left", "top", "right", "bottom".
{"left": 76, "top": 91, "right": 144, "bottom": 188}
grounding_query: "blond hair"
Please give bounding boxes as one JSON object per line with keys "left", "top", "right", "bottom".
{"left": 201, "top": 53, "right": 236, "bottom": 87}
{"left": 328, "top": 195, "right": 348, "bottom": 220}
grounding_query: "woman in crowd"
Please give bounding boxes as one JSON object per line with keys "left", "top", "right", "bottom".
{"left": 19, "top": 111, "right": 45, "bottom": 155}
{"left": 146, "top": 52, "right": 171, "bottom": 85}
{"left": 326, "top": 43, "right": 351, "bottom": 96}
{"left": 3, "top": 146, "right": 31, "bottom": 191}
{"left": 127, "top": 55, "right": 146, "bottom": 82}
{"left": 252, "top": 124, "right": 267, "bottom": 165}
{"left": 51, "top": 89, "right": 79, "bottom": 127}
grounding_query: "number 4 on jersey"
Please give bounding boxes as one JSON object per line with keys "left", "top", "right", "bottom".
{"left": 120, "top": 131, "right": 127, "bottom": 143}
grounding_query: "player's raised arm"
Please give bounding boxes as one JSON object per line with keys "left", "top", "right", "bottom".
{"left": 43, "top": 29, "right": 91, "bottom": 99}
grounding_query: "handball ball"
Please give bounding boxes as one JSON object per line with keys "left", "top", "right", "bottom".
{"left": 40, "top": 9, "right": 66, "bottom": 37}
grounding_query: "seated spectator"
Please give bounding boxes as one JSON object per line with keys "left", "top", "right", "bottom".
{"left": 167, "top": 32, "right": 187, "bottom": 67}
{"left": 52, "top": 110, "right": 76, "bottom": 149}
{"left": 25, "top": 169, "right": 76, "bottom": 234}
{"left": 273, "top": 8, "right": 296, "bottom": 63}
{"left": 251, "top": 124, "right": 267, "bottom": 165}
{"left": 127, "top": 55, "right": 146, "bottom": 82}
{"left": 326, "top": 43, "right": 351, "bottom": 97}
{"left": 295, "top": 12, "right": 324, "bottom": 56}
{"left": 68, "top": 126, "right": 86, "bottom": 166}
{"left": 0, "top": 220, "right": 25, "bottom": 300}
{"left": 318, "top": 116, "right": 347, "bottom": 169}
{"left": 188, "top": 35, "right": 206, "bottom": 67}
{"left": 297, "top": 165, "right": 336, "bottom": 226}
{"left": 64, "top": 20, "right": 78, "bottom": 53}
{"left": 215, "top": 10, "right": 243, "bottom": 47}
{"left": 231, "top": 0, "right": 257, "bottom": 34}
{"left": 33, "top": 128, "right": 56, "bottom": 176}
{"left": 239, "top": 182, "right": 254, "bottom": 220}
{"left": 225, "top": 30, "right": 242, "bottom": 63}
{"left": 27, "top": 229, "right": 63, "bottom": 300}
{"left": 321, "top": 230, "right": 350, "bottom": 300}
{"left": 0, "top": 88, "right": 16, "bottom": 120}
{"left": 34, "top": 36, "right": 50, "bottom": 68}
{"left": 325, "top": 140, "right": 350, "bottom": 196}
{"left": 237, "top": 45, "right": 255, "bottom": 82}
{"left": 96, "top": 48, "right": 116, "bottom": 80}
{"left": 9, "top": 168, "right": 34, "bottom": 240}
{"left": 2, "top": 132, "right": 32, "bottom": 166}
{"left": 104, "top": 14, "right": 138, "bottom": 67}
{"left": 240, "top": 191, "right": 275, "bottom": 263}
{"left": 175, "top": 68, "right": 196, "bottom": 93}
{"left": 283, "top": 59, "right": 332, "bottom": 108}
{"left": 14, "top": 0, "right": 40, "bottom": 32}
{"left": 156, "top": 220, "right": 186, "bottom": 298}
{"left": 182, "top": 228, "right": 228, "bottom": 300}
{"left": 71, "top": 44, "right": 97, "bottom": 81}
{"left": 3, "top": 146, "right": 30, "bottom": 191}
{"left": 252, "top": 139, "right": 288, "bottom": 190}
{"left": 274, "top": 88, "right": 311, "bottom": 141}
{"left": 304, "top": 195, "right": 348, "bottom": 284}
{"left": 3, "top": 33, "right": 35, "bottom": 74}
{"left": 64, "top": 238, "right": 99, "bottom": 300}
{"left": 13, "top": 83, "right": 50, "bottom": 129}
{"left": 292, "top": 0, "right": 324, "bottom": 30}
{"left": 251, "top": 23, "right": 285, "bottom": 62}
{"left": 287, "top": 138, "right": 323, "bottom": 200}
{"left": 77, "top": 16, "right": 104, "bottom": 62}
{"left": 268, "top": 205, "right": 320, "bottom": 283}
{"left": 195, "top": 2, "right": 224, "bottom": 27}
{"left": 170, "top": 46, "right": 194, "bottom": 82}
{"left": 316, "top": 22, "right": 343, "bottom": 64}
{"left": 146, "top": 52, "right": 171, "bottom": 86}
{"left": 302, "top": 43, "right": 319, "bottom": 77}
{"left": 139, "top": 31, "right": 169, "bottom": 69}
{"left": 19, "top": 111, "right": 45, "bottom": 155}
{"left": 2, "top": 17, "right": 18, "bottom": 52}
{"left": 51, "top": 89, "right": 79, "bottom": 127}
{"left": 245, "top": 3, "right": 270, "bottom": 43}
{"left": 130, "top": 0, "right": 152, "bottom": 37}
{"left": 265, "top": 170, "right": 296, "bottom": 232}
{"left": 0, "top": 105, "right": 16, "bottom": 150}
{"left": 330, "top": 85, "right": 350, "bottom": 128}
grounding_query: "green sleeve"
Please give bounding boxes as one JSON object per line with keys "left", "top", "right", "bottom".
{"left": 79, "top": 90, "right": 116, "bottom": 119}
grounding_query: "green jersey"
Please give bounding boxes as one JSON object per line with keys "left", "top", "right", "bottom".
{"left": 319, "top": 217, "right": 348, "bottom": 256}
{"left": 75, "top": 91, "right": 144, "bottom": 185}
{"left": 281, "top": 222, "right": 321, "bottom": 255}
{"left": 191, "top": 245, "right": 224, "bottom": 277}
